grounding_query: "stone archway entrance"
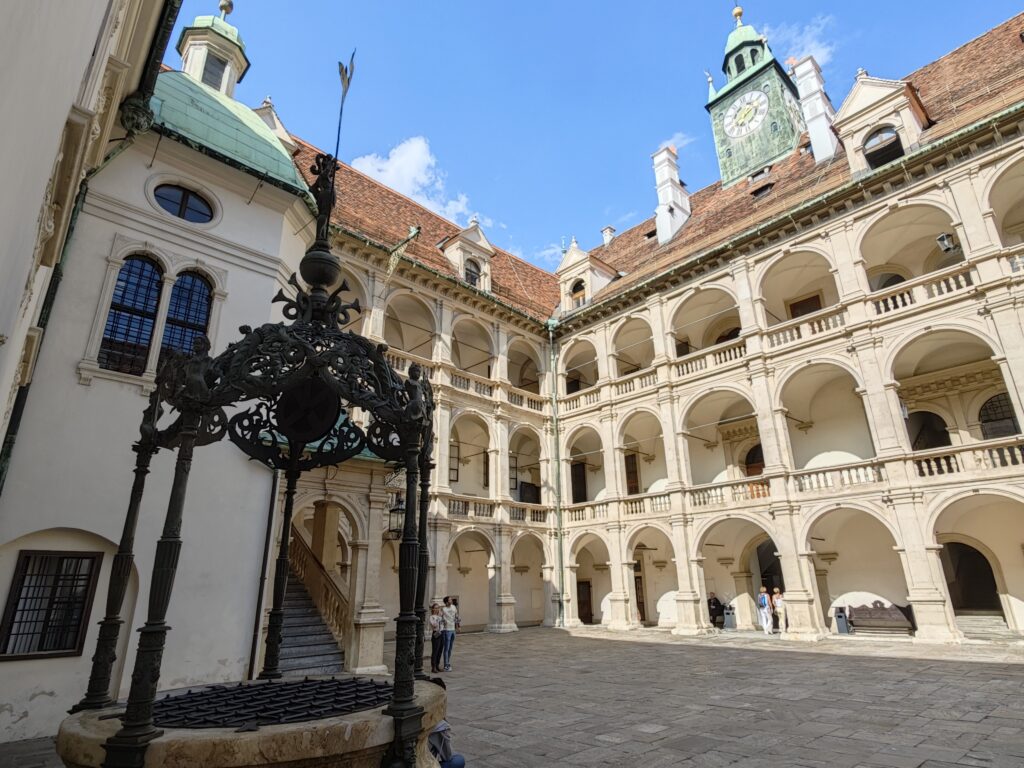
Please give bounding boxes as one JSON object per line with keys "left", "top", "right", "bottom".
{"left": 941, "top": 542, "right": 1003, "bottom": 614}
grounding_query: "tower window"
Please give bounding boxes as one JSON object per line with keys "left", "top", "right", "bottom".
{"left": 751, "top": 49, "right": 761, "bottom": 65}
{"left": 734, "top": 54, "right": 746, "bottom": 74}
{"left": 202, "top": 54, "right": 228, "bottom": 89}
{"left": 464, "top": 259, "right": 481, "bottom": 288}
{"left": 771, "top": 121, "right": 779, "bottom": 134}
{"left": 863, "top": 126, "right": 904, "bottom": 170}
{"left": 154, "top": 184, "right": 214, "bottom": 224}
{"left": 570, "top": 279, "right": 586, "bottom": 309}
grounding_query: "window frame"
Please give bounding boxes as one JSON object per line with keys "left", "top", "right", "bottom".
{"left": 785, "top": 291, "right": 824, "bottom": 320}
{"left": 97, "top": 255, "right": 164, "bottom": 376}
{"left": 863, "top": 125, "right": 905, "bottom": 170}
{"left": 979, "top": 393, "right": 1020, "bottom": 440}
{"left": 0, "top": 550, "right": 103, "bottom": 661}
{"left": 153, "top": 184, "right": 215, "bottom": 224}
{"left": 464, "top": 258, "right": 482, "bottom": 288}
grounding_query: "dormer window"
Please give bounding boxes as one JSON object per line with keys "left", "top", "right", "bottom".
{"left": 864, "top": 126, "right": 904, "bottom": 169}
{"left": 464, "top": 258, "right": 481, "bottom": 288}
{"left": 201, "top": 53, "right": 228, "bottom": 90}
{"left": 570, "top": 280, "right": 586, "bottom": 309}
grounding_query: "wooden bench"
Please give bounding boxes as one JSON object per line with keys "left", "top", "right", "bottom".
{"left": 847, "top": 604, "right": 914, "bottom": 636}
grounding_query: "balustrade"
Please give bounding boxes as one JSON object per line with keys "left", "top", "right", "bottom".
{"left": 871, "top": 263, "right": 974, "bottom": 316}
{"left": 673, "top": 339, "right": 746, "bottom": 379}
{"left": 765, "top": 305, "right": 846, "bottom": 350}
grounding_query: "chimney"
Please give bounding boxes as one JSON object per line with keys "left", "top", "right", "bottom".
{"left": 601, "top": 226, "right": 616, "bottom": 246}
{"left": 652, "top": 146, "right": 690, "bottom": 245}
{"left": 794, "top": 56, "right": 839, "bottom": 164}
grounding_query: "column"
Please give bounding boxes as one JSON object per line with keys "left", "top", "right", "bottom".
{"left": 889, "top": 492, "right": 961, "bottom": 642}
{"left": 563, "top": 564, "right": 581, "bottom": 627}
{"left": 366, "top": 271, "right": 386, "bottom": 341}
{"left": 646, "top": 295, "right": 670, "bottom": 365}
{"left": 346, "top": 494, "right": 388, "bottom": 674}
{"left": 434, "top": 402, "right": 453, "bottom": 493}
{"left": 747, "top": 361, "right": 787, "bottom": 474}
{"left": 670, "top": 515, "right": 712, "bottom": 635}
{"left": 774, "top": 508, "right": 826, "bottom": 640}
{"left": 434, "top": 299, "right": 453, "bottom": 364}
{"left": 541, "top": 564, "right": 557, "bottom": 627}
{"left": 657, "top": 391, "right": 684, "bottom": 490}
{"left": 494, "top": 417, "right": 511, "bottom": 501}
{"left": 730, "top": 570, "right": 757, "bottom": 630}
{"left": 311, "top": 500, "right": 340, "bottom": 570}
{"left": 430, "top": 521, "right": 452, "bottom": 607}
{"left": 606, "top": 524, "right": 633, "bottom": 630}
{"left": 494, "top": 323, "right": 508, "bottom": 382}
{"left": 851, "top": 334, "right": 907, "bottom": 456}
{"left": 488, "top": 526, "right": 517, "bottom": 632}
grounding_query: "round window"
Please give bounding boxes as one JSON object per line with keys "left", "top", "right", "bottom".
{"left": 154, "top": 184, "right": 214, "bottom": 224}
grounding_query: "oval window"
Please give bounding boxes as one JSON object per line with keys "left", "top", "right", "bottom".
{"left": 154, "top": 184, "right": 214, "bottom": 224}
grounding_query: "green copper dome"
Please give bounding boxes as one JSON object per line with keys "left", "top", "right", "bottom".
{"left": 724, "top": 22, "right": 762, "bottom": 55}
{"left": 178, "top": 15, "right": 246, "bottom": 52}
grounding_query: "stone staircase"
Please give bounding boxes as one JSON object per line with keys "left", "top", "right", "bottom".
{"left": 956, "top": 613, "right": 1020, "bottom": 642}
{"left": 279, "top": 569, "right": 345, "bottom": 676}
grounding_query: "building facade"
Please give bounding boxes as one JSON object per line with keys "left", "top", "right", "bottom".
{"left": 2, "top": 3, "right": 1024, "bottom": 744}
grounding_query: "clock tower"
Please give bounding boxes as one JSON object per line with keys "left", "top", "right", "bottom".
{"left": 706, "top": 6, "right": 805, "bottom": 187}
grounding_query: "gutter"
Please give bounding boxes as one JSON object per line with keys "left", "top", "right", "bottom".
{"left": 564, "top": 98, "right": 1024, "bottom": 331}
{"left": 546, "top": 319, "right": 566, "bottom": 627}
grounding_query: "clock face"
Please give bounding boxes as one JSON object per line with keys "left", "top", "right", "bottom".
{"left": 724, "top": 90, "right": 770, "bottom": 139}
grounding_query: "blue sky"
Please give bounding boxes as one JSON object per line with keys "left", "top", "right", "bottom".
{"left": 169, "top": 2, "right": 1022, "bottom": 269}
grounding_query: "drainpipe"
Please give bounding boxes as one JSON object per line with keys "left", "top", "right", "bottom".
{"left": 547, "top": 319, "right": 566, "bottom": 627}
{"left": 248, "top": 468, "right": 280, "bottom": 679}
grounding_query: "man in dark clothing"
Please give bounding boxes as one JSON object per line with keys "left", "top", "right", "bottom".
{"left": 707, "top": 592, "right": 724, "bottom": 626}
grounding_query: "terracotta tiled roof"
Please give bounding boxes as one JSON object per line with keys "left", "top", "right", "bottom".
{"left": 290, "top": 137, "right": 560, "bottom": 321}
{"left": 585, "top": 12, "right": 1024, "bottom": 305}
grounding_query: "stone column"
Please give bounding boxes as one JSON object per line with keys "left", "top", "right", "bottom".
{"left": 311, "top": 500, "right": 340, "bottom": 570}
{"left": 730, "top": 570, "right": 757, "bottom": 630}
{"left": 606, "top": 524, "right": 634, "bottom": 630}
{"left": 563, "top": 564, "right": 581, "bottom": 627}
{"left": 434, "top": 402, "right": 453, "bottom": 493}
{"left": 851, "top": 334, "right": 908, "bottom": 456}
{"left": 430, "top": 521, "right": 451, "bottom": 607}
{"left": 541, "top": 564, "right": 557, "bottom": 627}
{"left": 488, "top": 526, "right": 517, "bottom": 632}
{"left": 670, "top": 515, "right": 712, "bottom": 635}
{"left": 346, "top": 492, "right": 388, "bottom": 674}
{"left": 434, "top": 299, "right": 453, "bottom": 364}
{"left": 366, "top": 271, "right": 386, "bottom": 341}
{"left": 494, "top": 417, "right": 511, "bottom": 501}
{"left": 775, "top": 510, "right": 826, "bottom": 640}
{"left": 748, "top": 361, "right": 787, "bottom": 474}
{"left": 646, "top": 295, "right": 670, "bottom": 366}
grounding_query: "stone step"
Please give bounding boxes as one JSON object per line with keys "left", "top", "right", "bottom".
{"left": 282, "top": 613, "right": 327, "bottom": 628}
{"left": 280, "top": 640, "right": 341, "bottom": 659}
{"left": 279, "top": 651, "right": 344, "bottom": 670}
{"left": 279, "top": 662, "right": 346, "bottom": 677}
{"left": 281, "top": 627, "right": 337, "bottom": 644}
{"left": 275, "top": 567, "right": 345, "bottom": 676}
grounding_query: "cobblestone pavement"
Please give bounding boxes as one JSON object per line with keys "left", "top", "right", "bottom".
{"left": 4, "top": 627, "right": 1024, "bottom": 767}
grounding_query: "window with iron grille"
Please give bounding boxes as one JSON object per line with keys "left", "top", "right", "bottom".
{"left": 980, "top": 393, "right": 1020, "bottom": 439}
{"left": 98, "top": 256, "right": 163, "bottom": 375}
{"left": 0, "top": 551, "right": 102, "bottom": 659}
{"left": 161, "top": 272, "right": 213, "bottom": 357}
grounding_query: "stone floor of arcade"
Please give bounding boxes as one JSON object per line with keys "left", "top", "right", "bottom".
{"left": 6, "top": 627, "right": 1024, "bottom": 768}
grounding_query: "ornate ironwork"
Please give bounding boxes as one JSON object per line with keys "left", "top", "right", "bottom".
{"left": 87, "top": 140, "right": 435, "bottom": 768}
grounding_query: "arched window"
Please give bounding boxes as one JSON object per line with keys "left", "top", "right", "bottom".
{"left": 980, "top": 393, "right": 1020, "bottom": 439}
{"left": 906, "top": 411, "right": 952, "bottom": 450}
{"left": 570, "top": 279, "right": 586, "bottom": 309}
{"left": 734, "top": 54, "right": 746, "bottom": 74}
{"left": 874, "top": 273, "right": 907, "bottom": 291}
{"left": 154, "top": 184, "right": 214, "bottom": 223}
{"left": 161, "top": 271, "right": 213, "bottom": 356}
{"left": 464, "top": 259, "right": 481, "bottom": 288}
{"left": 743, "top": 444, "right": 764, "bottom": 477}
{"left": 98, "top": 256, "right": 164, "bottom": 375}
{"left": 751, "top": 49, "right": 761, "bottom": 65}
{"left": 863, "top": 126, "right": 904, "bottom": 170}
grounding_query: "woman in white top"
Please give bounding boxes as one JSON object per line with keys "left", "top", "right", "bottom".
{"left": 772, "top": 588, "right": 786, "bottom": 635}
{"left": 756, "top": 586, "right": 773, "bottom": 635}
{"left": 429, "top": 604, "right": 444, "bottom": 673}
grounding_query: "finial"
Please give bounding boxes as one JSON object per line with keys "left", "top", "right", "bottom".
{"left": 856, "top": 67, "right": 869, "bottom": 80}
{"left": 219, "top": 0, "right": 233, "bottom": 19}
{"left": 733, "top": 3, "right": 743, "bottom": 27}
{"left": 570, "top": 235, "right": 578, "bottom": 248}
{"left": 705, "top": 69, "right": 713, "bottom": 84}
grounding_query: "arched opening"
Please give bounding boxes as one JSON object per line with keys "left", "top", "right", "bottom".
{"left": 861, "top": 205, "right": 963, "bottom": 289}
{"left": 934, "top": 493, "right": 1024, "bottom": 636}
{"left": 807, "top": 509, "right": 911, "bottom": 633}
{"left": 670, "top": 289, "right": 741, "bottom": 359}
{"left": 565, "top": 427, "right": 605, "bottom": 504}
{"left": 780, "top": 364, "right": 875, "bottom": 469}
{"left": 562, "top": 339, "right": 599, "bottom": 394}
{"left": 612, "top": 317, "right": 654, "bottom": 376}
{"left": 683, "top": 390, "right": 761, "bottom": 485}
{"left": 511, "top": 535, "right": 547, "bottom": 627}
{"left": 507, "top": 339, "right": 541, "bottom": 394}
{"left": 570, "top": 279, "right": 586, "bottom": 309}
{"left": 570, "top": 534, "right": 612, "bottom": 625}
{"left": 742, "top": 444, "right": 764, "bottom": 477}
{"left": 905, "top": 411, "right": 952, "bottom": 451}
{"left": 619, "top": 411, "right": 668, "bottom": 495}
{"left": 448, "top": 414, "right": 491, "bottom": 497}
{"left": 464, "top": 258, "right": 481, "bottom": 288}
{"left": 509, "top": 428, "right": 542, "bottom": 504}
{"left": 698, "top": 518, "right": 783, "bottom": 632}
{"left": 628, "top": 527, "right": 678, "bottom": 627}
{"left": 988, "top": 156, "right": 1024, "bottom": 247}
{"left": 759, "top": 251, "right": 840, "bottom": 326}
{"left": 382, "top": 294, "right": 435, "bottom": 358}
{"left": 451, "top": 318, "right": 493, "bottom": 378}
{"left": 447, "top": 531, "right": 494, "bottom": 631}
{"left": 893, "top": 330, "right": 1018, "bottom": 448}
{"left": 863, "top": 126, "right": 904, "bottom": 170}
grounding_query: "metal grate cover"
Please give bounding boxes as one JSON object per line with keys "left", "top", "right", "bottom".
{"left": 151, "top": 678, "right": 393, "bottom": 731}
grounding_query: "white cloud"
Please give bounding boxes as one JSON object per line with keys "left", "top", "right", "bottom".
{"left": 763, "top": 15, "right": 837, "bottom": 68}
{"left": 533, "top": 243, "right": 564, "bottom": 267}
{"left": 351, "top": 136, "right": 484, "bottom": 226}
{"left": 657, "top": 131, "right": 697, "bottom": 152}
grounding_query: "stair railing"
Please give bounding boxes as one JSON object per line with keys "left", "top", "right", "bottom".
{"left": 288, "top": 525, "right": 351, "bottom": 650}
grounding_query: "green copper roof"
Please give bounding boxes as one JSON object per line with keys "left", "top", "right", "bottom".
{"left": 725, "top": 23, "right": 762, "bottom": 55}
{"left": 151, "top": 71, "right": 307, "bottom": 195}
{"left": 179, "top": 15, "right": 246, "bottom": 52}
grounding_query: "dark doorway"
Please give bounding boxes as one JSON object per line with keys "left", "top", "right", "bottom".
{"left": 633, "top": 560, "right": 647, "bottom": 624}
{"left": 570, "top": 462, "right": 587, "bottom": 504}
{"left": 941, "top": 542, "right": 1002, "bottom": 614}
{"left": 755, "top": 539, "right": 785, "bottom": 593}
{"left": 577, "top": 580, "right": 594, "bottom": 625}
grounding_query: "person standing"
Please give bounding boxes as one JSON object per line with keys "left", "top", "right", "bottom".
{"left": 707, "top": 592, "right": 724, "bottom": 627}
{"left": 429, "top": 603, "right": 444, "bottom": 673}
{"left": 441, "top": 596, "right": 459, "bottom": 671}
{"left": 773, "top": 588, "right": 786, "bottom": 635}
{"left": 757, "top": 586, "right": 773, "bottom": 635}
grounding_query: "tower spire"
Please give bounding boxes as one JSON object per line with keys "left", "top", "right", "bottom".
{"left": 733, "top": 4, "right": 744, "bottom": 27}
{"left": 219, "top": 0, "right": 233, "bottom": 20}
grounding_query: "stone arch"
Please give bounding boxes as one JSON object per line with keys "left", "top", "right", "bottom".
{"left": 510, "top": 531, "right": 549, "bottom": 626}
{"left": 617, "top": 408, "right": 669, "bottom": 494}
{"left": 800, "top": 500, "right": 901, "bottom": 547}
{"left": 681, "top": 387, "right": 760, "bottom": 485}
{"left": 611, "top": 315, "right": 655, "bottom": 375}
{"left": 625, "top": 524, "right": 678, "bottom": 627}
{"left": 568, "top": 530, "right": 613, "bottom": 626}
{"left": 448, "top": 412, "right": 493, "bottom": 496}
{"left": 446, "top": 528, "right": 497, "bottom": 631}
{"left": 982, "top": 153, "right": 1024, "bottom": 247}
{"left": 510, "top": 530, "right": 549, "bottom": 564}
{"left": 111, "top": 239, "right": 175, "bottom": 276}
{"left": 560, "top": 336, "right": 600, "bottom": 393}
{"left": 507, "top": 335, "right": 544, "bottom": 393}
{"left": 383, "top": 290, "right": 436, "bottom": 358}
{"left": 451, "top": 315, "right": 495, "bottom": 377}
{"left": 856, "top": 202, "right": 964, "bottom": 285}
{"left": 564, "top": 424, "right": 606, "bottom": 504}
{"left": 756, "top": 248, "right": 840, "bottom": 327}
{"left": 567, "top": 528, "right": 612, "bottom": 559}
{"left": 292, "top": 490, "right": 367, "bottom": 542}
{"left": 774, "top": 355, "right": 865, "bottom": 399}
{"left": 885, "top": 323, "right": 1002, "bottom": 381}
{"left": 677, "top": 381, "right": 756, "bottom": 429}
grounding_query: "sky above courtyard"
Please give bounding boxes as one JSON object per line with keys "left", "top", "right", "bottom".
{"left": 169, "top": 1, "right": 1021, "bottom": 269}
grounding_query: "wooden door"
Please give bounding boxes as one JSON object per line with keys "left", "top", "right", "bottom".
{"left": 577, "top": 580, "right": 594, "bottom": 625}
{"left": 624, "top": 453, "right": 640, "bottom": 495}
{"left": 570, "top": 461, "right": 587, "bottom": 504}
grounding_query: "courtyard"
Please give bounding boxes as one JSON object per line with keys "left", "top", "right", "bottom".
{"left": 4, "top": 627, "right": 1024, "bottom": 767}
